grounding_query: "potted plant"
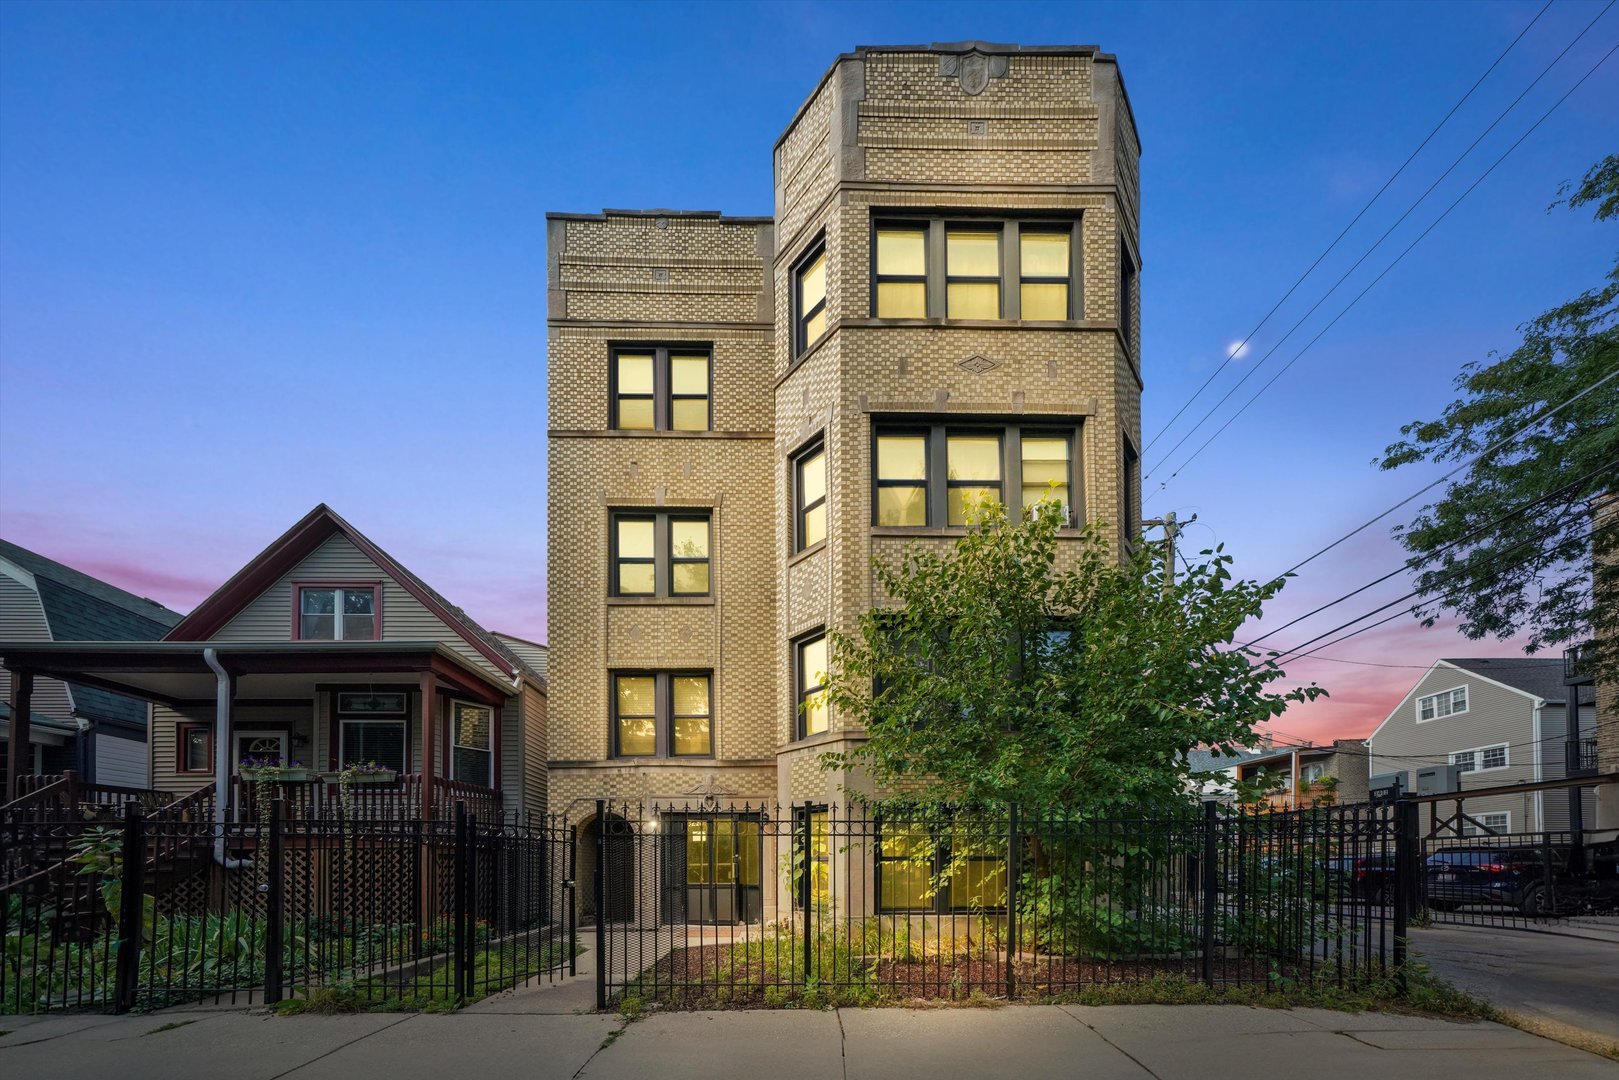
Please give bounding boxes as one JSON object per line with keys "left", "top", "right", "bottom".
{"left": 238, "top": 755, "right": 316, "bottom": 783}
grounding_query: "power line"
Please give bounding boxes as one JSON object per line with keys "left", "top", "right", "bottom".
{"left": 1145, "top": 21, "right": 1619, "bottom": 497}
{"left": 1264, "top": 362, "right": 1619, "bottom": 585}
{"left": 1260, "top": 509, "right": 1619, "bottom": 668}
{"left": 1241, "top": 453, "right": 1619, "bottom": 650}
{"left": 1141, "top": 0, "right": 1556, "bottom": 456}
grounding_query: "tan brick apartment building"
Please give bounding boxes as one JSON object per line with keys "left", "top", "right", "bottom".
{"left": 546, "top": 43, "right": 1142, "bottom": 825}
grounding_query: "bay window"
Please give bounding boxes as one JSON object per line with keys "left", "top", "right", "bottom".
{"left": 795, "top": 242, "right": 827, "bottom": 355}
{"left": 795, "top": 631, "right": 829, "bottom": 738}
{"left": 872, "top": 423, "right": 1080, "bottom": 528}
{"left": 870, "top": 217, "right": 1080, "bottom": 321}
{"left": 794, "top": 439, "right": 827, "bottom": 551}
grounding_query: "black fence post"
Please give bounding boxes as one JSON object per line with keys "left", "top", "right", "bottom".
{"left": 798, "top": 807, "right": 812, "bottom": 986}
{"left": 463, "top": 811, "right": 477, "bottom": 1000}
{"left": 1005, "top": 804, "right": 1019, "bottom": 1000}
{"left": 453, "top": 801, "right": 469, "bottom": 1002}
{"left": 1201, "top": 800, "right": 1218, "bottom": 988}
{"left": 264, "top": 799, "right": 284, "bottom": 1005}
{"left": 114, "top": 802, "right": 145, "bottom": 1014}
{"left": 594, "top": 799, "right": 607, "bottom": 1010}
{"left": 1392, "top": 799, "right": 1414, "bottom": 992}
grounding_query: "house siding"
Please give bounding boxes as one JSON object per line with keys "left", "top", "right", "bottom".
{"left": 0, "top": 568, "right": 76, "bottom": 724}
{"left": 1537, "top": 702, "right": 1598, "bottom": 834}
{"left": 207, "top": 534, "right": 511, "bottom": 685}
{"left": 1369, "top": 663, "right": 1590, "bottom": 834}
{"left": 95, "top": 729, "right": 148, "bottom": 788}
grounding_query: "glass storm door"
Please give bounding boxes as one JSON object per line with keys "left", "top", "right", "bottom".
{"left": 235, "top": 731, "right": 289, "bottom": 769}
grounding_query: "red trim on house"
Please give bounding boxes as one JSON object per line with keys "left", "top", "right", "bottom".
{"left": 165, "top": 503, "right": 518, "bottom": 680}
{"left": 290, "top": 580, "right": 383, "bottom": 642}
{"left": 493, "top": 703, "right": 502, "bottom": 793}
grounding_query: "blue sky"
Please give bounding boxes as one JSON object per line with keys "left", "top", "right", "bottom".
{"left": 1, "top": 1, "right": 1615, "bottom": 740}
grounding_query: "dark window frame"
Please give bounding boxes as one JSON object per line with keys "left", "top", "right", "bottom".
{"left": 337, "top": 717, "right": 410, "bottom": 773}
{"left": 870, "top": 216, "right": 1082, "bottom": 321}
{"left": 793, "top": 238, "right": 828, "bottom": 357}
{"left": 1019, "top": 225, "right": 1074, "bottom": 320}
{"left": 871, "top": 420, "right": 1082, "bottom": 529}
{"left": 1122, "top": 435, "right": 1139, "bottom": 543}
{"left": 1120, "top": 246, "right": 1138, "bottom": 357}
{"left": 945, "top": 225, "right": 1003, "bottom": 319}
{"left": 873, "top": 224, "right": 928, "bottom": 318}
{"left": 792, "top": 804, "right": 830, "bottom": 910}
{"left": 609, "top": 509, "right": 712, "bottom": 599}
{"left": 610, "top": 670, "right": 714, "bottom": 759}
{"left": 177, "top": 722, "right": 212, "bottom": 774}
{"left": 876, "top": 813, "right": 1008, "bottom": 915}
{"left": 608, "top": 344, "right": 713, "bottom": 432}
{"left": 794, "top": 629, "right": 830, "bottom": 740}
{"left": 792, "top": 435, "right": 828, "bottom": 553}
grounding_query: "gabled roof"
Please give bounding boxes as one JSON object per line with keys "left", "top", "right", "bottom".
{"left": 1, "top": 539, "right": 182, "bottom": 728}
{"left": 1186, "top": 746, "right": 1268, "bottom": 775}
{"left": 1441, "top": 657, "right": 1592, "bottom": 706}
{"left": 164, "top": 505, "right": 540, "bottom": 686}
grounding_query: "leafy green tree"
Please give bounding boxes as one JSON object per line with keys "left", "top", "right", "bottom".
{"left": 819, "top": 498, "right": 1322, "bottom": 813}
{"left": 1378, "top": 155, "right": 1618, "bottom": 668}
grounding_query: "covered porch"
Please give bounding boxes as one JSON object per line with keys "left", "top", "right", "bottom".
{"left": 0, "top": 640, "right": 511, "bottom": 823}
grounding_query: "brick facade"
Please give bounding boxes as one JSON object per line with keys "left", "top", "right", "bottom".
{"left": 547, "top": 43, "right": 1142, "bottom": 820}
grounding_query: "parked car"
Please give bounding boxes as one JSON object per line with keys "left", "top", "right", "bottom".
{"left": 1484, "top": 839, "right": 1619, "bottom": 916}
{"left": 1424, "top": 846, "right": 1563, "bottom": 912}
{"left": 1323, "top": 853, "right": 1397, "bottom": 904}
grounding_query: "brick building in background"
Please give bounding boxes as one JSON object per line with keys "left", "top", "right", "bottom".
{"left": 546, "top": 43, "right": 1142, "bottom": 828}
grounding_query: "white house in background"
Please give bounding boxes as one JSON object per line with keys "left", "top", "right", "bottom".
{"left": 1367, "top": 658, "right": 1596, "bottom": 836}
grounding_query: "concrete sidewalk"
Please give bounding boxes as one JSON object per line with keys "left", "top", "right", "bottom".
{"left": 3, "top": 1003, "right": 1615, "bottom": 1080}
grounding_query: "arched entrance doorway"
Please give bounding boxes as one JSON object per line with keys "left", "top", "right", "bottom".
{"left": 577, "top": 812, "right": 635, "bottom": 923}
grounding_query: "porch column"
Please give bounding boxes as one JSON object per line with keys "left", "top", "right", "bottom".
{"left": 6, "top": 669, "right": 34, "bottom": 801}
{"left": 419, "top": 670, "right": 437, "bottom": 820}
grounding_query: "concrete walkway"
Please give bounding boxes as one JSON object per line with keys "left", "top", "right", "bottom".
{"left": 3, "top": 1003, "right": 1615, "bottom": 1080}
{"left": 1412, "top": 923, "right": 1619, "bottom": 1051}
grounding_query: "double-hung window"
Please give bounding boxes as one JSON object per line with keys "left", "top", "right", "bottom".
{"left": 795, "top": 242, "right": 828, "bottom": 355}
{"left": 1451, "top": 744, "right": 1508, "bottom": 774}
{"left": 1417, "top": 686, "right": 1467, "bottom": 721}
{"left": 451, "top": 700, "right": 493, "bottom": 785}
{"left": 874, "top": 226, "right": 927, "bottom": 317}
{"left": 612, "top": 672, "right": 712, "bottom": 757}
{"left": 297, "top": 585, "right": 377, "bottom": 640}
{"left": 793, "top": 439, "right": 827, "bottom": 552}
{"left": 873, "top": 423, "right": 1079, "bottom": 528}
{"left": 611, "top": 511, "right": 711, "bottom": 598}
{"left": 871, "top": 218, "right": 1079, "bottom": 320}
{"left": 795, "top": 631, "right": 829, "bottom": 739}
{"left": 1021, "top": 229, "right": 1071, "bottom": 320}
{"left": 611, "top": 346, "right": 711, "bottom": 431}
{"left": 946, "top": 229, "right": 1001, "bottom": 318}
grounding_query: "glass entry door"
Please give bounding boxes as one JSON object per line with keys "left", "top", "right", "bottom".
{"left": 235, "top": 731, "right": 289, "bottom": 768}
{"left": 661, "top": 814, "right": 762, "bottom": 924}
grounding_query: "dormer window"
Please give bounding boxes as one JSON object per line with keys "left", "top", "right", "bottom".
{"left": 297, "top": 585, "right": 378, "bottom": 640}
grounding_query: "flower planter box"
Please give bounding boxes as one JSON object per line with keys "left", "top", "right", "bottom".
{"left": 320, "top": 770, "right": 399, "bottom": 785}
{"left": 241, "top": 768, "right": 317, "bottom": 783}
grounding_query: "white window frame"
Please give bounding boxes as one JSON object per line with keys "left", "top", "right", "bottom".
{"left": 298, "top": 586, "right": 377, "bottom": 641}
{"left": 1416, "top": 685, "right": 1468, "bottom": 722}
{"left": 1450, "top": 742, "right": 1509, "bottom": 775}
{"left": 1461, "top": 811, "right": 1511, "bottom": 837}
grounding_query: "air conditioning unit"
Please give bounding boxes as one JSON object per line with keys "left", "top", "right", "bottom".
{"left": 1416, "top": 764, "right": 1461, "bottom": 796}
{"left": 1369, "top": 772, "right": 1407, "bottom": 801}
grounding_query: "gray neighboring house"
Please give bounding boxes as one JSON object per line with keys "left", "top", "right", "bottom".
{"left": 0, "top": 539, "right": 181, "bottom": 789}
{"left": 1367, "top": 658, "right": 1596, "bottom": 837}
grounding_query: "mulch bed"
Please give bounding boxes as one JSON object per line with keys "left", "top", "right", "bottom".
{"left": 622, "top": 945, "right": 1290, "bottom": 1009}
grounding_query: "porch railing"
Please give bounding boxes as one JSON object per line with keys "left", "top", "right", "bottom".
{"left": 228, "top": 774, "right": 499, "bottom": 822}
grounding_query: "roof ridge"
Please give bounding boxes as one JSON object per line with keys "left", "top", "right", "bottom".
{"left": 0, "top": 538, "right": 182, "bottom": 626}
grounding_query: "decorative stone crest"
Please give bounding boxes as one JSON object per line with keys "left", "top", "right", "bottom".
{"left": 682, "top": 770, "right": 737, "bottom": 810}
{"left": 957, "top": 354, "right": 1000, "bottom": 374}
{"left": 939, "top": 50, "right": 1009, "bottom": 96}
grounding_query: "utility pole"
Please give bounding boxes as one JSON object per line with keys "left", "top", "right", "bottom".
{"left": 1139, "top": 511, "right": 1189, "bottom": 587}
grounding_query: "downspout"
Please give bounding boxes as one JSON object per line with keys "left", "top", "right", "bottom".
{"left": 203, "top": 648, "right": 251, "bottom": 869}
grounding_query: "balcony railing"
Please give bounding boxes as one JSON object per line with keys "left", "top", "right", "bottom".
{"left": 1564, "top": 639, "right": 1595, "bottom": 683}
{"left": 1568, "top": 737, "right": 1599, "bottom": 777}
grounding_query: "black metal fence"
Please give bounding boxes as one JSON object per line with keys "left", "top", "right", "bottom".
{"left": 1421, "top": 828, "right": 1619, "bottom": 931}
{"left": 1, "top": 801, "right": 574, "bottom": 1014}
{"left": 591, "top": 799, "right": 1404, "bottom": 1008}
